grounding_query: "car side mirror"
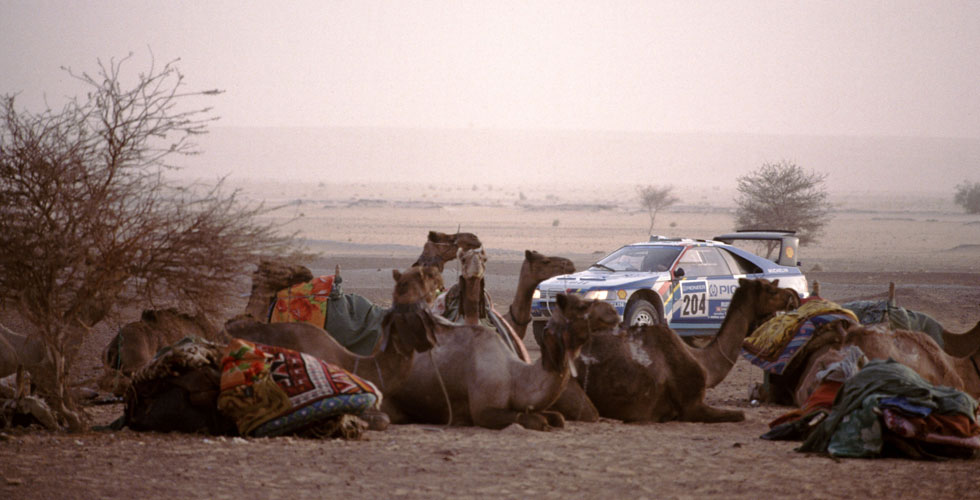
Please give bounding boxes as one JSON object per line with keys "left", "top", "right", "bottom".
{"left": 674, "top": 267, "right": 685, "bottom": 278}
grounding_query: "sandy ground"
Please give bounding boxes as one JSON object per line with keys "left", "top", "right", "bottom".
{"left": 2, "top": 182, "right": 980, "bottom": 499}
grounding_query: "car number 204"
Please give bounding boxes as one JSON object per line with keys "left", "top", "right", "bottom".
{"left": 679, "top": 282, "right": 707, "bottom": 318}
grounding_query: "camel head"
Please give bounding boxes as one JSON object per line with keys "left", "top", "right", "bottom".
{"left": 732, "top": 278, "right": 800, "bottom": 326}
{"left": 458, "top": 247, "right": 487, "bottom": 279}
{"left": 412, "top": 231, "right": 484, "bottom": 270}
{"left": 382, "top": 266, "right": 444, "bottom": 355}
{"left": 539, "top": 293, "right": 618, "bottom": 374}
{"left": 524, "top": 250, "right": 575, "bottom": 282}
{"left": 392, "top": 266, "right": 443, "bottom": 306}
{"left": 246, "top": 260, "right": 314, "bottom": 320}
{"left": 453, "top": 232, "right": 482, "bottom": 252}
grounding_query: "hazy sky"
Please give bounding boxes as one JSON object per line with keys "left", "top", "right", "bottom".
{"left": 2, "top": 0, "right": 979, "bottom": 138}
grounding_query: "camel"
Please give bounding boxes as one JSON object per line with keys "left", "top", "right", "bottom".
{"left": 382, "top": 290, "right": 596, "bottom": 430}
{"left": 780, "top": 317, "right": 980, "bottom": 408}
{"left": 225, "top": 265, "right": 444, "bottom": 397}
{"left": 1, "top": 322, "right": 47, "bottom": 381}
{"left": 438, "top": 246, "right": 597, "bottom": 422}
{"left": 757, "top": 282, "right": 980, "bottom": 407}
{"left": 502, "top": 250, "right": 575, "bottom": 341}
{"left": 567, "top": 278, "right": 800, "bottom": 423}
{"left": 412, "top": 230, "right": 482, "bottom": 271}
{"left": 0, "top": 323, "right": 60, "bottom": 429}
{"left": 98, "top": 309, "right": 224, "bottom": 396}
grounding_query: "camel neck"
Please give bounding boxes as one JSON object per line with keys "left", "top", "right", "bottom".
{"left": 508, "top": 261, "right": 536, "bottom": 329}
{"left": 460, "top": 277, "right": 483, "bottom": 326}
{"left": 695, "top": 308, "right": 752, "bottom": 388}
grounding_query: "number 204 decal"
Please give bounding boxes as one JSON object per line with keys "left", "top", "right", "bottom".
{"left": 680, "top": 282, "right": 708, "bottom": 318}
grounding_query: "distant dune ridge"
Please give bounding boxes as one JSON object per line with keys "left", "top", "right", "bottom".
{"left": 181, "top": 126, "right": 980, "bottom": 194}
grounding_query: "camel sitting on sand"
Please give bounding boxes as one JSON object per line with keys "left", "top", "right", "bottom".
{"left": 382, "top": 287, "right": 596, "bottom": 431}
{"left": 98, "top": 309, "right": 224, "bottom": 396}
{"left": 779, "top": 314, "right": 980, "bottom": 408}
{"left": 755, "top": 282, "right": 980, "bottom": 407}
{"left": 566, "top": 278, "right": 799, "bottom": 423}
{"left": 438, "top": 246, "right": 598, "bottom": 422}
{"left": 1, "top": 322, "right": 47, "bottom": 382}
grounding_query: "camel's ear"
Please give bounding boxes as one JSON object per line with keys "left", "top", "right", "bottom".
{"left": 771, "top": 279, "right": 780, "bottom": 287}
{"left": 556, "top": 293, "right": 568, "bottom": 312}
{"left": 525, "top": 249, "right": 534, "bottom": 260}
{"left": 392, "top": 269, "right": 402, "bottom": 282}
{"left": 427, "top": 230, "right": 440, "bottom": 242}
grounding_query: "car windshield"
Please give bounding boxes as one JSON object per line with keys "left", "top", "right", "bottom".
{"left": 592, "top": 246, "right": 682, "bottom": 272}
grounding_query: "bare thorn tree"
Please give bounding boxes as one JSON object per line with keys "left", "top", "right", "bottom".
{"left": 637, "top": 185, "right": 680, "bottom": 235}
{"left": 734, "top": 160, "right": 831, "bottom": 256}
{"left": 0, "top": 53, "right": 302, "bottom": 430}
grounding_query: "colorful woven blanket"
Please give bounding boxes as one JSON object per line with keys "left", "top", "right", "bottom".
{"left": 217, "top": 338, "right": 380, "bottom": 437}
{"left": 268, "top": 275, "right": 385, "bottom": 356}
{"left": 270, "top": 275, "right": 335, "bottom": 325}
{"left": 741, "top": 299, "right": 858, "bottom": 374}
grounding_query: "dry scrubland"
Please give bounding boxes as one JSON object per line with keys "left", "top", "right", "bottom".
{"left": 2, "top": 180, "right": 980, "bottom": 500}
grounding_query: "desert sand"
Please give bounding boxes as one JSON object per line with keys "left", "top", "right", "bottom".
{"left": 1, "top": 180, "right": 979, "bottom": 499}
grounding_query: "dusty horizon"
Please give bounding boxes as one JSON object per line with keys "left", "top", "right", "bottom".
{"left": 174, "top": 126, "right": 980, "bottom": 199}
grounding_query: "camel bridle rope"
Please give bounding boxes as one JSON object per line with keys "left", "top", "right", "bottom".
{"left": 430, "top": 349, "right": 452, "bottom": 427}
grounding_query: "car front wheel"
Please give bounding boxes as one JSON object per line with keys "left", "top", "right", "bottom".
{"left": 626, "top": 299, "right": 661, "bottom": 327}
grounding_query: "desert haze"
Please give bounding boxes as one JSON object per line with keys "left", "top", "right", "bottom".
{"left": 183, "top": 127, "right": 980, "bottom": 194}
{"left": 2, "top": 178, "right": 979, "bottom": 499}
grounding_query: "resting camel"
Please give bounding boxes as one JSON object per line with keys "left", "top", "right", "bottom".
{"left": 779, "top": 316, "right": 980, "bottom": 407}
{"left": 1, "top": 322, "right": 47, "bottom": 381}
{"left": 225, "top": 265, "right": 444, "bottom": 397}
{"left": 439, "top": 246, "right": 597, "bottom": 421}
{"left": 383, "top": 290, "right": 594, "bottom": 431}
{"left": 568, "top": 278, "right": 800, "bottom": 423}
{"left": 756, "top": 282, "right": 980, "bottom": 407}
{"left": 412, "top": 230, "right": 482, "bottom": 271}
{"left": 98, "top": 309, "right": 224, "bottom": 396}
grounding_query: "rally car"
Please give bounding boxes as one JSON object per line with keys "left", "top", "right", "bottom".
{"left": 530, "top": 231, "right": 809, "bottom": 337}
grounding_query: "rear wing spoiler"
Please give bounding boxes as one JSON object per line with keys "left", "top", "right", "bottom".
{"left": 713, "top": 230, "right": 800, "bottom": 267}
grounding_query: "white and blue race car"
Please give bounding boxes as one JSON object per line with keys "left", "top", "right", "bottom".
{"left": 530, "top": 231, "right": 809, "bottom": 338}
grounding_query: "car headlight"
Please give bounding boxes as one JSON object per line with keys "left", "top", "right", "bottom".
{"left": 584, "top": 290, "right": 608, "bottom": 300}
{"left": 532, "top": 289, "right": 541, "bottom": 299}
